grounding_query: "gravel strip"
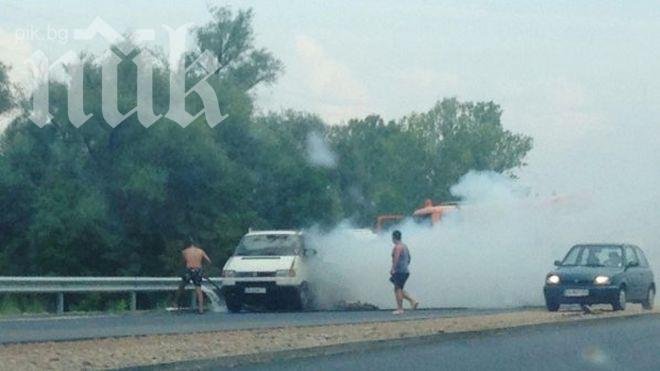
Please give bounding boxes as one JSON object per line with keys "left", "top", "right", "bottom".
{"left": 1, "top": 307, "right": 657, "bottom": 370}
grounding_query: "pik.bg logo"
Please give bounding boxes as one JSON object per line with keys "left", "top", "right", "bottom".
{"left": 27, "top": 17, "right": 228, "bottom": 128}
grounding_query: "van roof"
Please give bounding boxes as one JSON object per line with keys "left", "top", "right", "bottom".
{"left": 245, "top": 230, "right": 302, "bottom": 236}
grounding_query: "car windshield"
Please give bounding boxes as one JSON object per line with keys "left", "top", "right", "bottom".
{"left": 561, "top": 245, "right": 624, "bottom": 267}
{"left": 234, "top": 234, "right": 302, "bottom": 256}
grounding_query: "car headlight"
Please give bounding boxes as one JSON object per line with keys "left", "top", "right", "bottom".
{"left": 276, "top": 269, "right": 296, "bottom": 277}
{"left": 222, "top": 270, "right": 236, "bottom": 277}
{"left": 594, "top": 276, "right": 610, "bottom": 285}
{"left": 546, "top": 274, "right": 560, "bottom": 285}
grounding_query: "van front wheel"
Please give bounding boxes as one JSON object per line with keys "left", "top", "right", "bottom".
{"left": 225, "top": 297, "right": 242, "bottom": 313}
{"left": 294, "top": 283, "right": 313, "bottom": 311}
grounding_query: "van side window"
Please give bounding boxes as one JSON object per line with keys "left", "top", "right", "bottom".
{"left": 624, "top": 246, "right": 639, "bottom": 267}
{"left": 635, "top": 247, "right": 649, "bottom": 267}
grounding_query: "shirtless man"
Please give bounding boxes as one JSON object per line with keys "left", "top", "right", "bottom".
{"left": 174, "top": 240, "right": 212, "bottom": 314}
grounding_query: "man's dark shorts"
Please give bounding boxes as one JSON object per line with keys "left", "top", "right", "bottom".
{"left": 181, "top": 268, "right": 204, "bottom": 287}
{"left": 390, "top": 272, "right": 410, "bottom": 289}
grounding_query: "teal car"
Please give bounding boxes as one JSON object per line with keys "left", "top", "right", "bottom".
{"left": 544, "top": 244, "right": 655, "bottom": 311}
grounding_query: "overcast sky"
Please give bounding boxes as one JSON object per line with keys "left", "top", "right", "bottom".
{"left": 2, "top": 0, "right": 660, "bottom": 192}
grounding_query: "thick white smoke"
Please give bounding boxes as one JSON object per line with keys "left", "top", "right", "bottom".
{"left": 309, "top": 167, "right": 660, "bottom": 309}
{"left": 307, "top": 91, "right": 660, "bottom": 310}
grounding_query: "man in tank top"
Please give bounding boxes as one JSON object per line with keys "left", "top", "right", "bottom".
{"left": 390, "top": 230, "right": 419, "bottom": 315}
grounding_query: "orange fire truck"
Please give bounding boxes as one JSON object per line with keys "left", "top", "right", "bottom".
{"left": 373, "top": 199, "right": 459, "bottom": 233}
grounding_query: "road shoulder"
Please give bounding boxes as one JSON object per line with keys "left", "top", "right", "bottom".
{"left": 131, "top": 311, "right": 660, "bottom": 370}
{"left": 0, "top": 307, "right": 657, "bottom": 370}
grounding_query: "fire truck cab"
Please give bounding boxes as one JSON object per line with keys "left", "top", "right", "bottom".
{"left": 373, "top": 199, "right": 459, "bottom": 232}
{"left": 412, "top": 199, "right": 458, "bottom": 226}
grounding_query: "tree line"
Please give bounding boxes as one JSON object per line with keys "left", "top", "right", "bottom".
{"left": 0, "top": 7, "right": 532, "bottom": 277}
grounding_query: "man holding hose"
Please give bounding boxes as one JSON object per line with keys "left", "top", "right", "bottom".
{"left": 174, "top": 238, "right": 212, "bottom": 314}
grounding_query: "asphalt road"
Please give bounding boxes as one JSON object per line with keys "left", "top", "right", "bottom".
{"left": 0, "top": 307, "right": 511, "bottom": 344}
{"left": 234, "top": 314, "right": 660, "bottom": 371}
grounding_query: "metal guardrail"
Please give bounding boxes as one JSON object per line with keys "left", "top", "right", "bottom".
{"left": 0, "top": 276, "right": 223, "bottom": 314}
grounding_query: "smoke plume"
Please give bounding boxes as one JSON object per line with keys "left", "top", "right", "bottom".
{"left": 310, "top": 164, "right": 659, "bottom": 309}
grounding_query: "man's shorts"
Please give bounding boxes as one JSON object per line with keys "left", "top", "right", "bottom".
{"left": 181, "top": 268, "right": 204, "bottom": 287}
{"left": 389, "top": 272, "right": 410, "bottom": 289}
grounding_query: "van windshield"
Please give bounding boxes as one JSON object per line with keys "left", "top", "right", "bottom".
{"left": 235, "top": 234, "right": 302, "bottom": 256}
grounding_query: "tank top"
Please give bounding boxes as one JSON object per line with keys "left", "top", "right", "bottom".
{"left": 393, "top": 244, "right": 411, "bottom": 274}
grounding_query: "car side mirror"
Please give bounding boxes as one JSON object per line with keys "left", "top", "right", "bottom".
{"left": 626, "top": 261, "right": 639, "bottom": 269}
{"left": 554, "top": 260, "right": 562, "bottom": 266}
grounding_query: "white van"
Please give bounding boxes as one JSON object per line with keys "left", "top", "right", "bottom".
{"left": 220, "top": 230, "right": 317, "bottom": 312}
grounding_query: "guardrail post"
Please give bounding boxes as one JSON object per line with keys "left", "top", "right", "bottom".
{"left": 130, "top": 291, "right": 137, "bottom": 312}
{"left": 56, "top": 292, "right": 64, "bottom": 314}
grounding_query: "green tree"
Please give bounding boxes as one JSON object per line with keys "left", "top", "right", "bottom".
{"left": 249, "top": 111, "right": 343, "bottom": 229}
{"left": 329, "top": 115, "right": 427, "bottom": 224}
{"left": 0, "top": 7, "right": 284, "bottom": 276}
{"left": 193, "top": 7, "right": 283, "bottom": 92}
{"left": 331, "top": 98, "right": 532, "bottom": 224}
{"left": 0, "top": 7, "right": 533, "bottom": 279}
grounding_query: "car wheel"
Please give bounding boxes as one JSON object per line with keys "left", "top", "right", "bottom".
{"left": 545, "top": 300, "right": 560, "bottom": 312}
{"left": 225, "top": 297, "right": 242, "bottom": 313}
{"left": 642, "top": 287, "right": 655, "bottom": 310}
{"left": 612, "top": 287, "right": 626, "bottom": 311}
